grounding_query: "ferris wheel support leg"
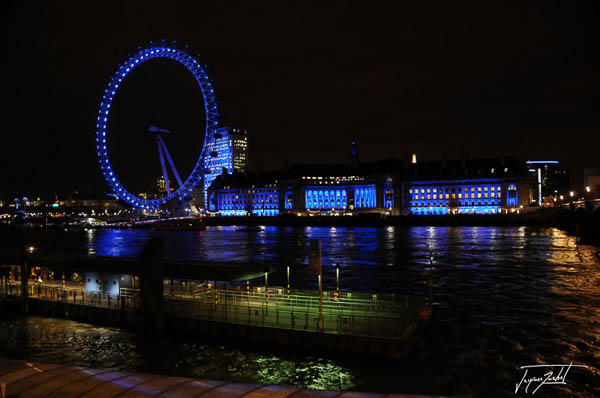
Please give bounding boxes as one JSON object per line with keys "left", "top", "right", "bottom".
{"left": 158, "top": 135, "right": 184, "bottom": 188}
{"left": 157, "top": 137, "right": 171, "bottom": 194}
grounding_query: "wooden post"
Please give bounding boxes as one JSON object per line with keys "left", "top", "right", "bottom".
{"left": 20, "top": 259, "right": 30, "bottom": 313}
{"left": 140, "top": 238, "right": 165, "bottom": 335}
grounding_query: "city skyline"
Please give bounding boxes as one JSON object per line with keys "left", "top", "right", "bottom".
{"left": 3, "top": 1, "right": 600, "bottom": 197}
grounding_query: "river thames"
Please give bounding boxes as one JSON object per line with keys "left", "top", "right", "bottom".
{"left": 1, "top": 225, "right": 599, "bottom": 397}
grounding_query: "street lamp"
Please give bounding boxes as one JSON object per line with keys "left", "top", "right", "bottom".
{"left": 569, "top": 191, "right": 574, "bottom": 199}
{"left": 586, "top": 186, "right": 591, "bottom": 193}
{"left": 263, "top": 267, "right": 269, "bottom": 291}
{"left": 27, "top": 246, "right": 36, "bottom": 254}
{"left": 334, "top": 263, "right": 341, "bottom": 291}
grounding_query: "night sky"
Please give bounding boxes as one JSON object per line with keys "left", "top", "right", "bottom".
{"left": 3, "top": 1, "right": 600, "bottom": 197}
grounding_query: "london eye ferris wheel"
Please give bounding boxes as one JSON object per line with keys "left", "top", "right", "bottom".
{"left": 95, "top": 42, "right": 219, "bottom": 210}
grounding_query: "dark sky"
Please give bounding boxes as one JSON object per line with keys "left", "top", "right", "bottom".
{"left": 3, "top": 1, "right": 600, "bottom": 197}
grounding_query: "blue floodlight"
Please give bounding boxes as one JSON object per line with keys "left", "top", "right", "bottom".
{"left": 95, "top": 44, "right": 219, "bottom": 209}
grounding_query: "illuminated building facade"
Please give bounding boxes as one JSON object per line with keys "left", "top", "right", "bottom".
{"left": 207, "top": 172, "right": 279, "bottom": 216}
{"left": 407, "top": 180, "right": 512, "bottom": 215}
{"left": 405, "top": 157, "right": 529, "bottom": 214}
{"left": 207, "top": 157, "right": 532, "bottom": 216}
{"left": 200, "top": 127, "right": 248, "bottom": 209}
{"left": 302, "top": 176, "right": 377, "bottom": 211}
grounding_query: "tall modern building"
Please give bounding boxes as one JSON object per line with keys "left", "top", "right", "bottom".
{"left": 199, "top": 127, "right": 248, "bottom": 209}
{"left": 526, "top": 160, "right": 569, "bottom": 205}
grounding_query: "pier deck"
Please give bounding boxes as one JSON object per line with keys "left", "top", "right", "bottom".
{"left": 2, "top": 281, "right": 424, "bottom": 339}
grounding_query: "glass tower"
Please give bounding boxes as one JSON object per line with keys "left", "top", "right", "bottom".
{"left": 202, "top": 127, "right": 248, "bottom": 209}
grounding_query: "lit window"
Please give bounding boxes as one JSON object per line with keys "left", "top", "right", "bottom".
{"left": 452, "top": 194, "right": 456, "bottom": 199}
{"left": 477, "top": 187, "right": 481, "bottom": 191}
{"left": 491, "top": 186, "right": 495, "bottom": 191}
{"left": 415, "top": 195, "right": 419, "bottom": 200}
{"left": 433, "top": 188, "right": 437, "bottom": 193}
{"left": 498, "top": 192, "right": 501, "bottom": 198}
{"left": 427, "top": 195, "right": 431, "bottom": 199}
{"left": 445, "top": 194, "right": 449, "bottom": 199}
{"left": 427, "top": 189, "right": 431, "bottom": 193}
{"left": 458, "top": 194, "right": 462, "bottom": 199}
{"left": 484, "top": 193, "right": 488, "bottom": 198}
{"left": 421, "top": 189, "right": 425, "bottom": 193}
{"left": 471, "top": 187, "right": 475, "bottom": 191}
{"left": 433, "top": 194, "right": 437, "bottom": 199}
{"left": 471, "top": 194, "right": 475, "bottom": 198}
{"left": 409, "top": 189, "right": 413, "bottom": 193}
{"left": 484, "top": 187, "right": 488, "bottom": 191}
{"left": 477, "top": 193, "right": 481, "bottom": 198}
{"left": 491, "top": 193, "right": 495, "bottom": 198}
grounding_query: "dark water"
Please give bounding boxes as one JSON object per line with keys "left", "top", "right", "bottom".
{"left": 1, "top": 226, "right": 599, "bottom": 397}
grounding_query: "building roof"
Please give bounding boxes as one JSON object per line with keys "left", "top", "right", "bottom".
{"left": 207, "top": 171, "right": 280, "bottom": 191}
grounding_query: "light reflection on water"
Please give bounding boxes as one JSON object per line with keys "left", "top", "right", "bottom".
{"left": 0, "top": 225, "right": 599, "bottom": 397}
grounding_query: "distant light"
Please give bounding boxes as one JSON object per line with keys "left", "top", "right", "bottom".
{"left": 526, "top": 160, "right": 559, "bottom": 164}
{"left": 27, "top": 246, "right": 35, "bottom": 254}
{"left": 411, "top": 153, "right": 417, "bottom": 164}
{"left": 569, "top": 191, "right": 574, "bottom": 197}
{"left": 586, "top": 186, "right": 591, "bottom": 192}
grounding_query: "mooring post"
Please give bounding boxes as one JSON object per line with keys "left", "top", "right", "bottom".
{"left": 20, "top": 253, "right": 30, "bottom": 313}
{"left": 140, "top": 238, "right": 165, "bottom": 335}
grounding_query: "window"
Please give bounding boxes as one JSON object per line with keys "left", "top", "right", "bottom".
{"left": 484, "top": 187, "right": 488, "bottom": 191}
{"left": 445, "top": 194, "right": 449, "bottom": 199}
{"left": 471, "top": 187, "right": 475, "bottom": 191}
{"left": 427, "top": 195, "right": 431, "bottom": 199}
{"left": 477, "top": 187, "right": 481, "bottom": 191}
{"left": 409, "top": 189, "right": 412, "bottom": 193}
{"left": 477, "top": 193, "right": 481, "bottom": 198}
{"left": 458, "top": 194, "right": 462, "bottom": 199}
{"left": 491, "top": 193, "right": 495, "bottom": 198}
{"left": 452, "top": 194, "right": 456, "bottom": 199}
{"left": 427, "top": 189, "right": 431, "bottom": 193}
{"left": 484, "top": 193, "right": 488, "bottom": 198}
{"left": 471, "top": 194, "right": 475, "bottom": 198}
{"left": 491, "top": 186, "right": 495, "bottom": 191}
{"left": 498, "top": 192, "right": 501, "bottom": 198}
{"left": 433, "top": 194, "right": 437, "bottom": 199}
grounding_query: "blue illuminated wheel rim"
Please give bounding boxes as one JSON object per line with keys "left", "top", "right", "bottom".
{"left": 95, "top": 45, "right": 218, "bottom": 209}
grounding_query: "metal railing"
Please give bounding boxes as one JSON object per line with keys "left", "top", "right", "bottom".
{"left": 2, "top": 281, "right": 423, "bottom": 339}
{"left": 163, "top": 285, "right": 423, "bottom": 338}
{"left": 2, "top": 282, "right": 140, "bottom": 311}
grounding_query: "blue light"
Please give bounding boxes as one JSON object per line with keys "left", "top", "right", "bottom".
{"left": 95, "top": 43, "right": 219, "bottom": 209}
